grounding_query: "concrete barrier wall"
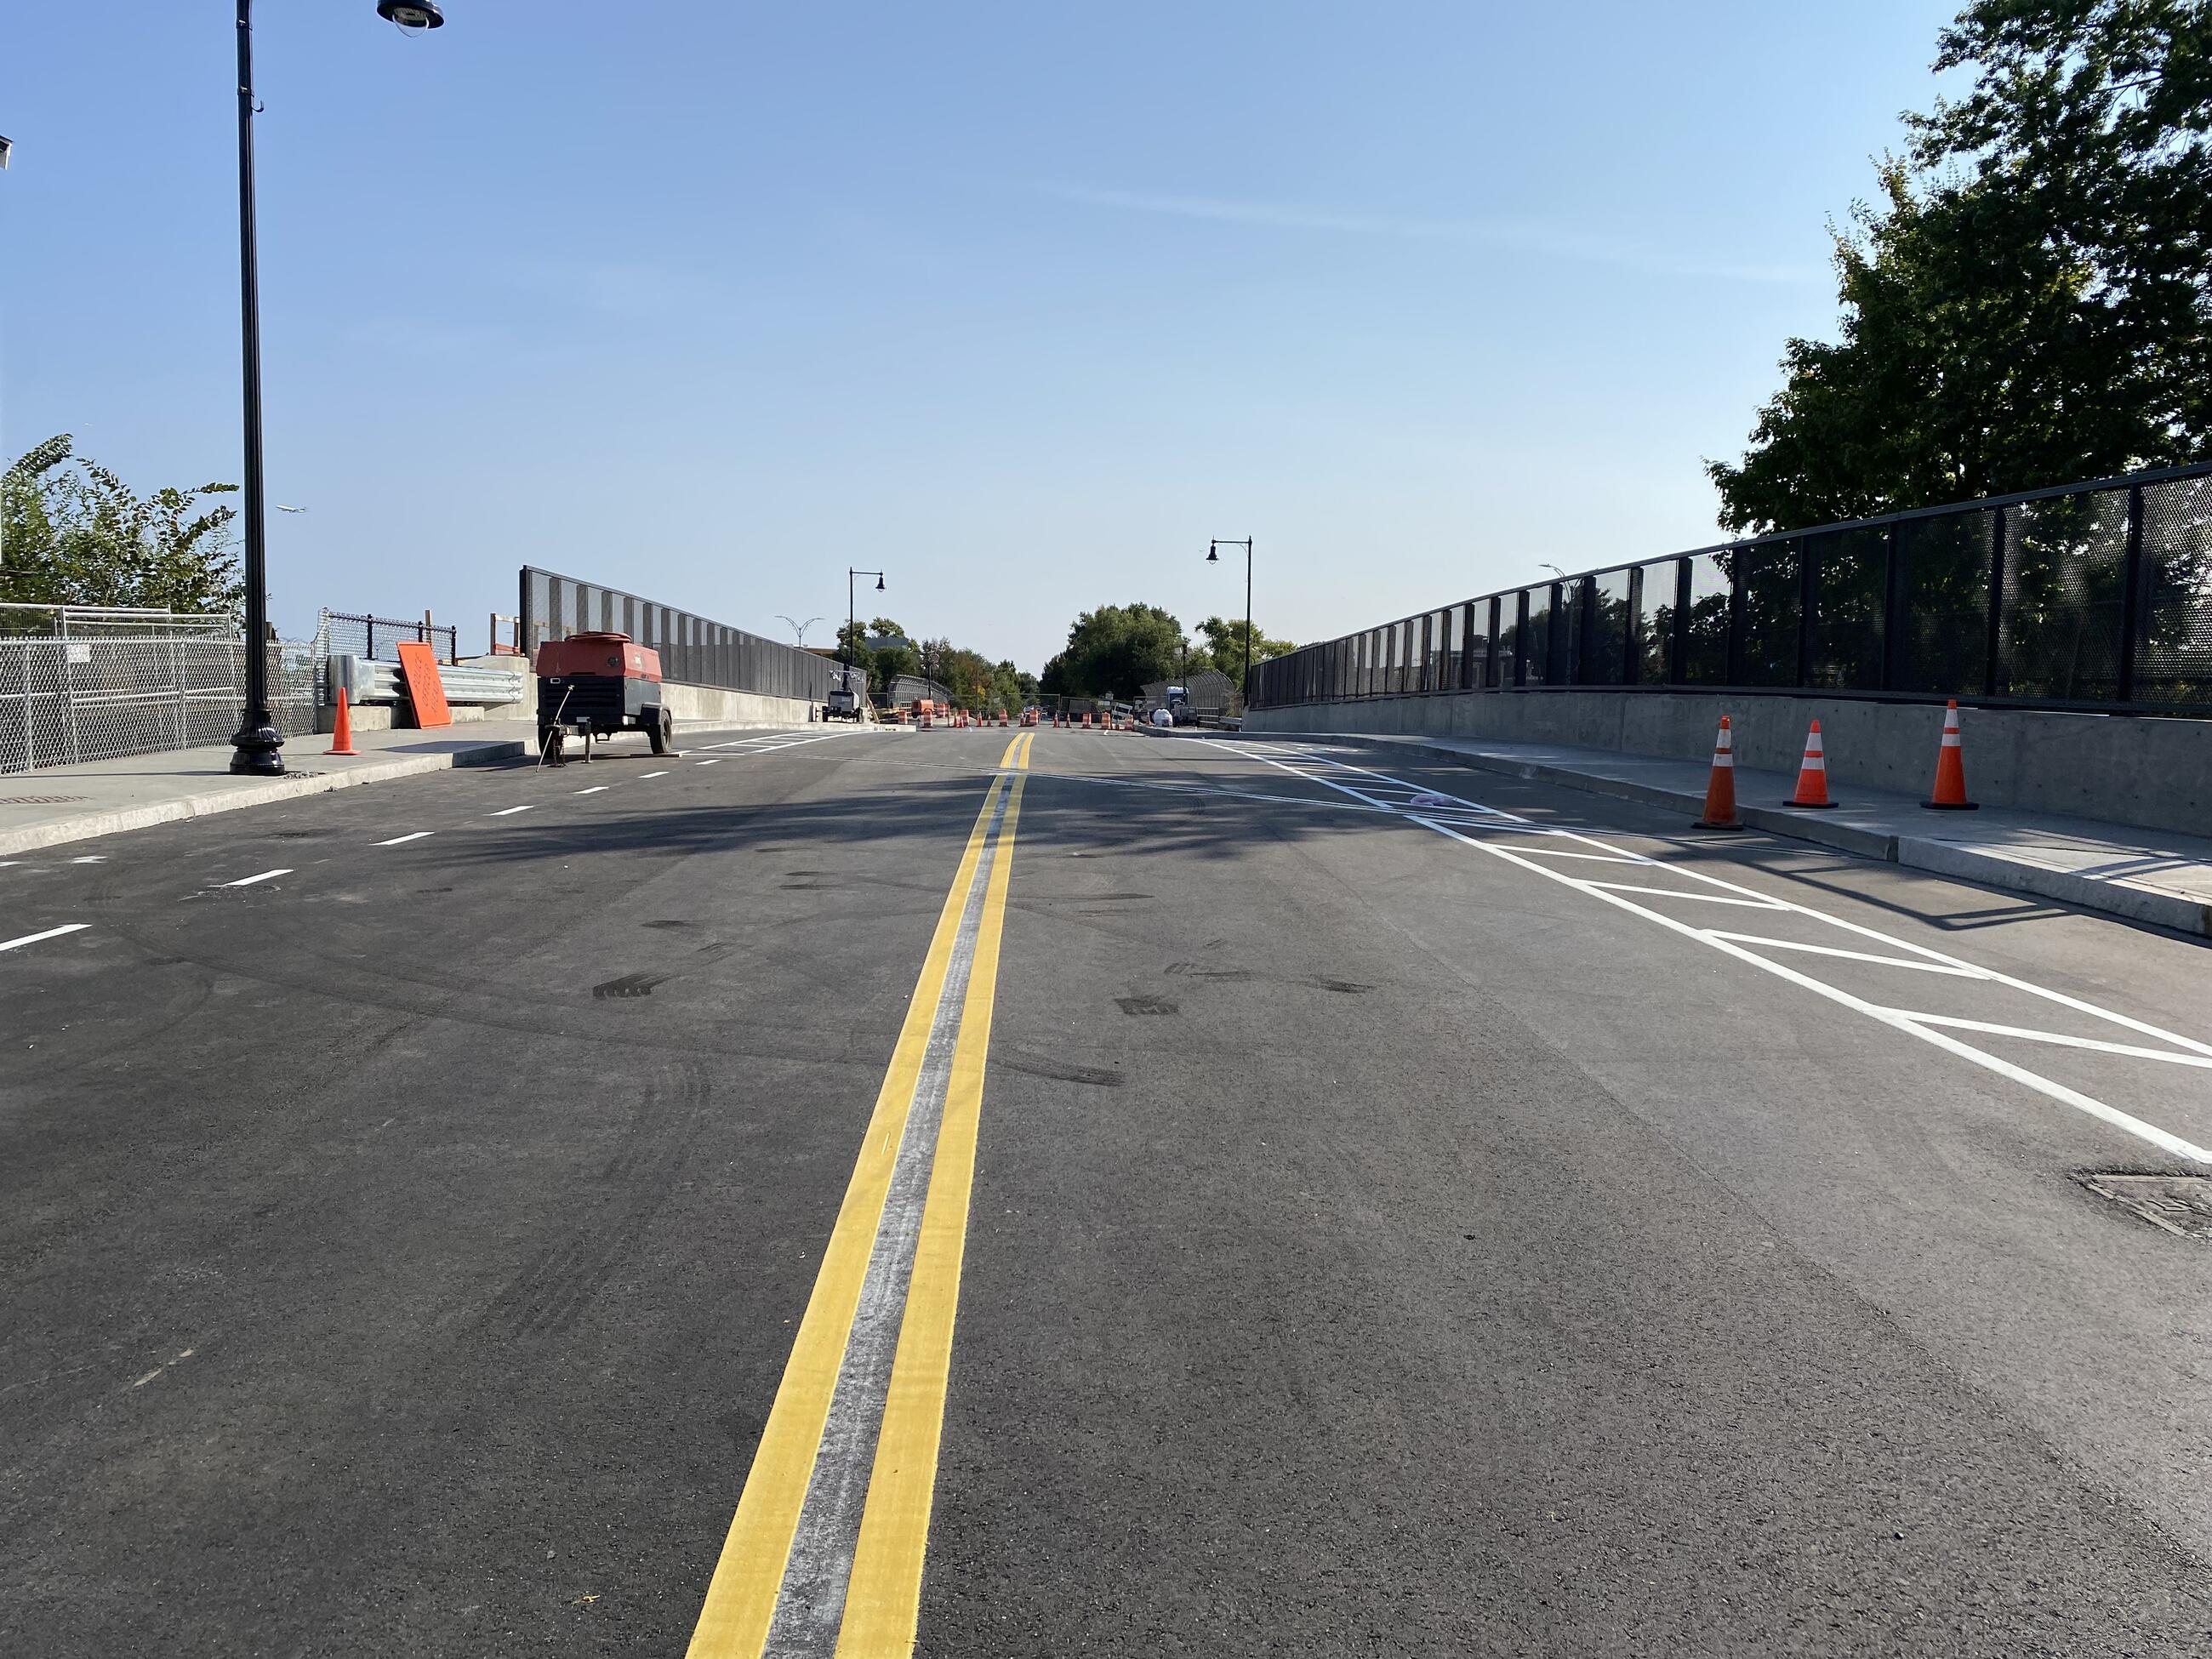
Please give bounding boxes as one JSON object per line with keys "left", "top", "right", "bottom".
{"left": 1247, "top": 690, "right": 2212, "bottom": 838}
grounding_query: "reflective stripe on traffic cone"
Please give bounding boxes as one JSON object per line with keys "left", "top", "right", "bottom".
{"left": 1696, "top": 714, "right": 1743, "bottom": 830}
{"left": 326, "top": 687, "right": 359, "bottom": 756}
{"left": 1785, "top": 719, "right": 1837, "bottom": 807}
{"left": 1922, "top": 699, "right": 1978, "bottom": 810}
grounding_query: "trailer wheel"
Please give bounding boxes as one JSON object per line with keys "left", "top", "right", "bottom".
{"left": 647, "top": 705, "right": 672, "bottom": 755}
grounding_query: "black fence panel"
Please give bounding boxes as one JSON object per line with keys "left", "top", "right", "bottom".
{"left": 1248, "top": 461, "right": 2212, "bottom": 715}
{"left": 520, "top": 567, "right": 836, "bottom": 704}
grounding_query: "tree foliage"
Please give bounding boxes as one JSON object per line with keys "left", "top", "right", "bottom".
{"left": 1709, "top": 0, "right": 2212, "bottom": 534}
{"left": 1039, "top": 602, "right": 1189, "bottom": 698}
{"left": 2, "top": 435, "right": 243, "bottom": 619}
{"left": 1194, "top": 614, "right": 1297, "bottom": 679}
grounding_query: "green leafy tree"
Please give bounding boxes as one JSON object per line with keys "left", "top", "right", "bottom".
{"left": 1040, "top": 602, "right": 1188, "bottom": 698}
{"left": 3, "top": 434, "right": 242, "bottom": 619}
{"left": 1709, "top": 0, "right": 2212, "bottom": 535}
{"left": 1194, "top": 614, "right": 1297, "bottom": 681}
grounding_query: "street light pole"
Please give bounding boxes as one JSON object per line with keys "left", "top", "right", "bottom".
{"left": 776, "top": 614, "right": 824, "bottom": 649}
{"left": 847, "top": 569, "right": 886, "bottom": 691}
{"left": 228, "top": 0, "right": 444, "bottom": 776}
{"left": 1207, "top": 537, "right": 1255, "bottom": 705}
{"left": 228, "top": 0, "right": 280, "bottom": 775}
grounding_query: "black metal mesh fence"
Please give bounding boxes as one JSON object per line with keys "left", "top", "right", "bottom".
{"left": 519, "top": 567, "right": 838, "bottom": 704}
{"left": 1251, "top": 461, "right": 2212, "bottom": 715}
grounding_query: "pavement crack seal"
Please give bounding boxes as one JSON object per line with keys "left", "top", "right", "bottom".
{"left": 687, "top": 729, "right": 1032, "bottom": 1659}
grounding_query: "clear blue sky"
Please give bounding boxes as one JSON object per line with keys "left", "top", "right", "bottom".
{"left": 2, "top": 1, "right": 1964, "bottom": 669}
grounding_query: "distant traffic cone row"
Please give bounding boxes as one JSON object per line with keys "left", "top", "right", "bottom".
{"left": 1785, "top": 720, "right": 1837, "bottom": 808}
{"left": 1696, "top": 715, "right": 1742, "bottom": 830}
{"left": 325, "top": 687, "right": 358, "bottom": 756}
{"left": 1923, "top": 699, "right": 1978, "bottom": 810}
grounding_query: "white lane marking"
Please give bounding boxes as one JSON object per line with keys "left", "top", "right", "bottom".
{"left": 69, "top": 856, "right": 106, "bottom": 864}
{"left": 1880, "top": 1012, "right": 2212, "bottom": 1069}
{"left": 222, "top": 869, "right": 290, "bottom": 887}
{"left": 489, "top": 804, "right": 535, "bottom": 817}
{"left": 1223, "top": 741, "right": 2212, "bottom": 1166}
{"left": 1579, "top": 881, "right": 1788, "bottom": 909}
{"left": 1703, "top": 932, "right": 1985, "bottom": 977}
{"left": 574, "top": 785, "right": 609, "bottom": 795}
{"left": 0, "top": 923, "right": 89, "bottom": 954}
{"left": 694, "top": 759, "right": 722, "bottom": 767}
{"left": 373, "top": 831, "right": 434, "bottom": 847}
{"left": 640, "top": 770, "right": 670, "bottom": 778}
{"left": 1513, "top": 847, "right": 1650, "bottom": 865}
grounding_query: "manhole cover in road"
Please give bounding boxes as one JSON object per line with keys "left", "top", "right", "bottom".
{"left": 2077, "top": 1173, "right": 2212, "bottom": 1240}
{"left": 0, "top": 795, "right": 89, "bottom": 805}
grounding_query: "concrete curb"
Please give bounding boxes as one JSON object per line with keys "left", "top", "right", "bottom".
{"left": 1262, "top": 731, "right": 2212, "bottom": 942}
{"left": 0, "top": 740, "right": 527, "bottom": 858}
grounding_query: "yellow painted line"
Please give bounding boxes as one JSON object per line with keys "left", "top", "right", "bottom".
{"left": 684, "top": 771, "right": 1011, "bottom": 1659}
{"left": 835, "top": 758, "right": 1025, "bottom": 1655}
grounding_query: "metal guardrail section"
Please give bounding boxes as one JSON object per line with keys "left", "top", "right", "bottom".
{"left": 328, "top": 656, "right": 527, "bottom": 707}
{"left": 0, "top": 635, "right": 316, "bottom": 774}
{"left": 1251, "top": 461, "right": 2212, "bottom": 715}
{"left": 520, "top": 567, "right": 837, "bottom": 704}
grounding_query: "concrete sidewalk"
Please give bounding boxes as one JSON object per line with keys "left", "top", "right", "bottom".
{"left": 1245, "top": 728, "right": 2212, "bottom": 940}
{"left": 0, "top": 721, "right": 535, "bottom": 857}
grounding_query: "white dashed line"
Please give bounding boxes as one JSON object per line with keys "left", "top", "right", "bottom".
{"left": 373, "top": 831, "right": 434, "bottom": 847}
{"left": 575, "top": 785, "right": 609, "bottom": 795}
{"left": 1, "top": 923, "right": 89, "bottom": 954}
{"left": 640, "top": 770, "right": 669, "bottom": 778}
{"left": 222, "top": 869, "right": 291, "bottom": 887}
{"left": 489, "top": 805, "right": 535, "bottom": 817}
{"left": 69, "top": 856, "right": 107, "bottom": 864}
{"left": 695, "top": 759, "right": 722, "bottom": 767}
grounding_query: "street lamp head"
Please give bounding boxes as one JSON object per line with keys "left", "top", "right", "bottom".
{"left": 1206, "top": 544, "right": 1219, "bottom": 564}
{"left": 376, "top": 1, "right": 445, "bottom": 29}
{"left": 875, "top": 574, "right": 887, "bottom": 591}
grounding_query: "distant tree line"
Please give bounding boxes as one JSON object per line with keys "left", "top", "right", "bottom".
{"left": 1038, "top": 603, "right": 1295, "bottom": 700}
{"left": 835, "top": 615, "right": 1038, "bottom": 712}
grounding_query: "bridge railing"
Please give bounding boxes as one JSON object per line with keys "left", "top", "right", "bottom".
{"left": 1251, "top": 461, "right": 2212, "bottom": 715}
{"left": 520, "top": 567, "right": 837, "bottom": 704}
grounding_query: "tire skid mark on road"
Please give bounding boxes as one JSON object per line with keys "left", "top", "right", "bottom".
{"left": 1219, "top": 739, "right": 2212, "bottom": 1166}
{"left": 686, "top": 729, "right": 1031, "bottom": 1659}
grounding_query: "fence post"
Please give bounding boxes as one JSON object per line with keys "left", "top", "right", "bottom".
{"left": 1796, "top": 538, "right": 1818, "bottom": 687}
{"left": 1984, "top": 509, "right": 2007, "bottom": 698}
{"left": 2118, "top": 484, "right": 2144, "bottom": 704}
{"left": 1622, "top": 567, "right": 1643, "bottom": 684}
{"left": 1725, "top": 563, "right": 1745, "bottom": 686}
{"left": 1670, "top": 558, "right": 1691, "bottom": 684}
{"left": 1880, "top": 523, "right": 1905, "bottom": 691}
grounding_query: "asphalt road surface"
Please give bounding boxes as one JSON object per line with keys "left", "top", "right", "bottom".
{"left": 5, "top": 722, "right": 2211, "bottom": 1656}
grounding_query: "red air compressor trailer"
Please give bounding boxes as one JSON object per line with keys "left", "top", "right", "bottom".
{"left": 535, "top": 632, "right": 675, "bottom": 761}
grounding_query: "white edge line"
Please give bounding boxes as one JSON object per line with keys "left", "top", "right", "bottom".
{"left": 0, "top": 922, "right": 89, "bottom": 953}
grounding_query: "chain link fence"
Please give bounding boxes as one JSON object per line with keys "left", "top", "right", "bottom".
{"left": 521, "top": 567, "right": 837, "bottom": 704}
{"left": 1252, "top": 462, "right": 2212, "bottom": 716}
{"left": 0, "top": 606, "right": 316, "bottom": 775}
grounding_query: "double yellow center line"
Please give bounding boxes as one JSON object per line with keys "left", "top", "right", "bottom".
{"left": 687, "top": 732, "right": 1033, "bottom": 1657}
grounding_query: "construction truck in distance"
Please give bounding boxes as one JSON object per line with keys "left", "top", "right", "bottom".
{"left": 535, "top": 631, "right": 674, "bottom": 761}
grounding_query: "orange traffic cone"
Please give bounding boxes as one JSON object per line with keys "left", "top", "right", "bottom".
{"left": 1923, "top": 699, "right": 1978, "bottom": 810}
{"left": 1696, "top": 715, "right": 1742, "bottom": 830}
{"left": 326, "top": 687, "right": 359, "bottom": 756}
{"left": 1785, "top": 720, "right": 1837, "bottom": 807}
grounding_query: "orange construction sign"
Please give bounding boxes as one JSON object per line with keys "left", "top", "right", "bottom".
{"left": 395, "top": 641, "right": 453, "bottom": 728}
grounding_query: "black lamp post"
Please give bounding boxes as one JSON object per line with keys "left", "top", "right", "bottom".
{"left": 1206, "top": 537, "right": 1255, "bottom": 705}
{"left": 847, "top": 569, "right": 886, "bottom": 692}
{"left": 229, "top": 0, "right": 446, "bottom": 776}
